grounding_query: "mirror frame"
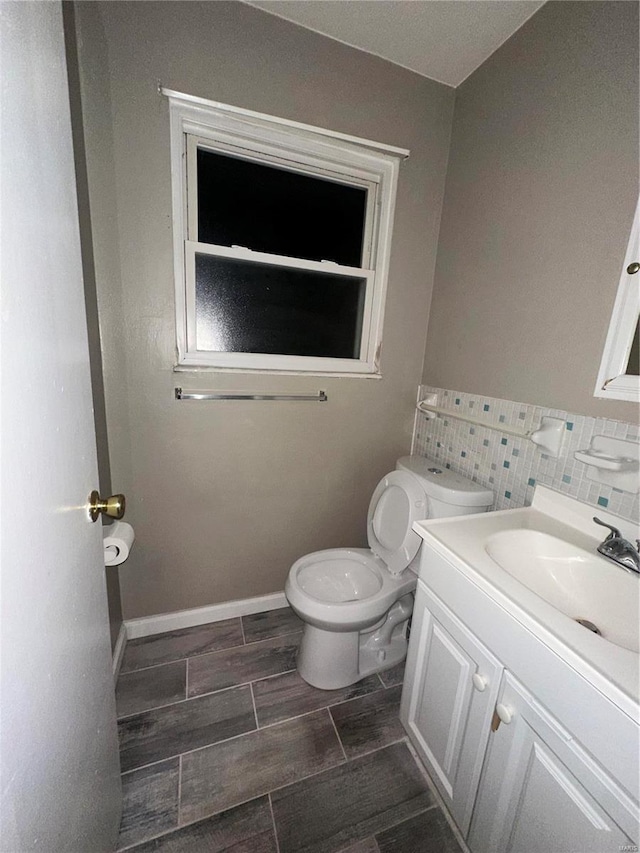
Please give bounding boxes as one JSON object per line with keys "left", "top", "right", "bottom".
{"left": 594, "top": 196, "right": 640, "bottom": 402}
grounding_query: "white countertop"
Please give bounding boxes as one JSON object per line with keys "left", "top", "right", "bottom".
{"left": 413, "top": 486, "right": 639, "bottom": 720}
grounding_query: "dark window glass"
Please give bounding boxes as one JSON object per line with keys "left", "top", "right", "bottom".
{"left": 197, "top": 148, "right": 367, "bottom": 267}
{"left": 195, "top": 253, "right": 365, "bottom": 358}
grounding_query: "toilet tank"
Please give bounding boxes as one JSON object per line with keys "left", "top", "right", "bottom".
{"left": 396, "top": 455, "right": 494, "bottom": 519}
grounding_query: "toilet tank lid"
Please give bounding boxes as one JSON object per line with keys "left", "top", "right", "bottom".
{"left": 396, "top": 455, "right": 494, "bottom": 508}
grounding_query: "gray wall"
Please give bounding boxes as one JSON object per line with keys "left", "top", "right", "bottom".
{"left": 423, "top": 0, "right": 639, "bottom": 423}
{"left": 76, "top": 1, "right": 454, "bottom": 619}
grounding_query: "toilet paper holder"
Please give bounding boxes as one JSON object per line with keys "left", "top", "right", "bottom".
{"left": 88, "top": 490, "right": 126, "bottom": 523}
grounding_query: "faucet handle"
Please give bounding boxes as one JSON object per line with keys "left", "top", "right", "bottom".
{"left": 593, "top": 516, "right": 622, "bottom": 540}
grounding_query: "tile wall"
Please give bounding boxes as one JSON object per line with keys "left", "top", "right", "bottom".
{"left": 412, "top": 385, "right": 639, "bottom": 523}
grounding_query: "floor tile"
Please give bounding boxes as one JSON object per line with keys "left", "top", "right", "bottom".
{"left": 330, "top": 686, "right": 405, "bottom": 759}
{"left": 375, "top": 806, "right": 462, "bottom": 853}
{"left": 117, "top": 758, "right": 179, "bottom": 850}
{"left": 242, "top": 607, "right": 303, "bottom": 643}
{"left": 271, "top": 742, "right": 433, "bottom": 853}
{"left": 188, "top": 633, "right": 301, "bottom": 697}
{"left": 123, "top": 796, "right": 276, "bottom": 852}
{"left": 337, "top": 840, "right": 379, "bottom": 853}
{"left": 118, "top": 686, "right": 255, "bottom": 772}
{"left": 116, "top": 661, "right": 186, "bottom": 719}
{"left": 253, "top": 669, "right": 383, "bottom": 727}
{"left": 378, "top": 662, "right": 405, "bottom": 688}
{"left": 180, "top": 709, "right": 344, "bottom": 824}
{"left": 121, "top": 620, "right": 244, "bottom": 673}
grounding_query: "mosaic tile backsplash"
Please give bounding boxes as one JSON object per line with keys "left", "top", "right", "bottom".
{"left": 412, "top": 385, "right": 639, "bottom": 523}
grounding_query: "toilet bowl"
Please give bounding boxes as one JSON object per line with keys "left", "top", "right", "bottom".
{"left": 286, "top": 456, "right": 494, "bottom": 689}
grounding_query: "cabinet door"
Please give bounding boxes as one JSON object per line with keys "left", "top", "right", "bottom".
{"left": 469, "top": 672, "right": 637, "bottom": 853}
{"left": 400, "top": 583, "right": 502, "bottom": 835}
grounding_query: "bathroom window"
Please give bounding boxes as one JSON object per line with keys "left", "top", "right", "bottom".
{"left": 166, "top": 90, "right": 407, "bottom": 374}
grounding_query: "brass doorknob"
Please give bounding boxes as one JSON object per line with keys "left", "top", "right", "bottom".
{"left": 88, "top": 490, "right": 126, "bottom": 522}
{"left": 627, "top": 262, "right": 640, "bottom": 275}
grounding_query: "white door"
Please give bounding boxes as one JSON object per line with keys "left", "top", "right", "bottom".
{"left": 1, "top": 2, "right": 121, "bottom": 850}
{"left": 468, "top": 673, "right": 636, "bottom": 853}
{"left": 400, "top": 583, "right": 501, "bottom": 836}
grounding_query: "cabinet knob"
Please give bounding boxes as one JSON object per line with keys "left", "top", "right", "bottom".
{"left": 472, "top": 673, "right": 488, "bottom": 692}
{"left": 495, "top": 703, "right": 513, "bottom": 725}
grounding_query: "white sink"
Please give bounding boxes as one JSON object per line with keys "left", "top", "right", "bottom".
{"left": 485, "top": 529, "right": 639, "bottom": 652}
{"left": 412, "top": 485, "right": 640, "bottom": 714}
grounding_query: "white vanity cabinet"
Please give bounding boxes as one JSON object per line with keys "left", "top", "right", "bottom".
{"left": 401, "top": 556, "right": 640, "bottom": 851}
{"left": 400, "top": 583, "right": 502, "bottom": 835}
{"left": 468, "top": 671, "right": 636, "bottom": 853}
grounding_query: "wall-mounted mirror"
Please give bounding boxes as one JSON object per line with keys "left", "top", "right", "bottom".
{"left": 594, "top": 197, "right": 640, "bottom": 402}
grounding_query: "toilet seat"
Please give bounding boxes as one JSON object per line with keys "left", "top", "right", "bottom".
{"left": 286, "top": 469, "right": 426, "bottom": 629}
{"left": 286, "top": 548, "right": 416, "bottom": 631}
{"left": 296, "top": 553, "right": 383, "bottom": 602}
{"left": 367, "top": 470, "right": 426, "bottom": 574}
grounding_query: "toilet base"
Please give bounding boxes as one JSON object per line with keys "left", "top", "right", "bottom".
{"left": 297, "top": 626, "right": 361, "bottom": 690}
{"left": 296, "top": 594, "right": 414, "bottom": 690}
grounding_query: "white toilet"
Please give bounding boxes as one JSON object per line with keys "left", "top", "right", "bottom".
{"left": 285, "top": 455, "right": 493, "bottom": 689}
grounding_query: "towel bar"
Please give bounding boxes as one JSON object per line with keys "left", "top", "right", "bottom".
{"left": 175, "top": 388, "right": 328, "bottom": 402}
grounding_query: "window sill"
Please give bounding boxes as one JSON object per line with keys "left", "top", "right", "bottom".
{"left": 172, "top": 363, "right": 383, "bottom": 379}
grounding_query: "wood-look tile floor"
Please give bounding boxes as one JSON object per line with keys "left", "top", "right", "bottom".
{"left": 115, "top": 607, "right": 462, "bottom": 853}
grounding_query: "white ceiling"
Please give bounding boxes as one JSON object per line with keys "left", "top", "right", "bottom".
{"left": 246, "top": 1, "right": 546, "bottom": 88}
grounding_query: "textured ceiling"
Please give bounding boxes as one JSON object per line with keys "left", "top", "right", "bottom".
{"left": 246, "top": 1, "right": 546, "bottom": 87}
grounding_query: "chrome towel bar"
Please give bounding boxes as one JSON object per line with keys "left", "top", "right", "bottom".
{"left": 175, "top": 387, "right": 328, "bottom": 402}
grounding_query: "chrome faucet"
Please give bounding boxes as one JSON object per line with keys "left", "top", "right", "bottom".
{"left": 593, "top": 517, "right": 640, "bottom": 575}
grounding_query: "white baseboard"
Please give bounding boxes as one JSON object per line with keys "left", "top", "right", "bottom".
{"left": 112, "top": 622, "right": 127, "bottom": 680}
{"left": 124, "top": 591, "right": 288, "bottom": 640}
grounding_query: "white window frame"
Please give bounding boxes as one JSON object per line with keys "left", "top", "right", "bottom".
{"left": 594, "top": 196, "right": 640, "bottom": 402}
{"left": 165, "top": 88, "right": 408, "bottom": 375}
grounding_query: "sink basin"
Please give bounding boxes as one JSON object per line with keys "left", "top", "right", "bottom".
{"left": 413, "top": 485, "right": 639, "bottom": 714}
{"left": 486, "top": 529, "right": 639, "bottom": 652}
